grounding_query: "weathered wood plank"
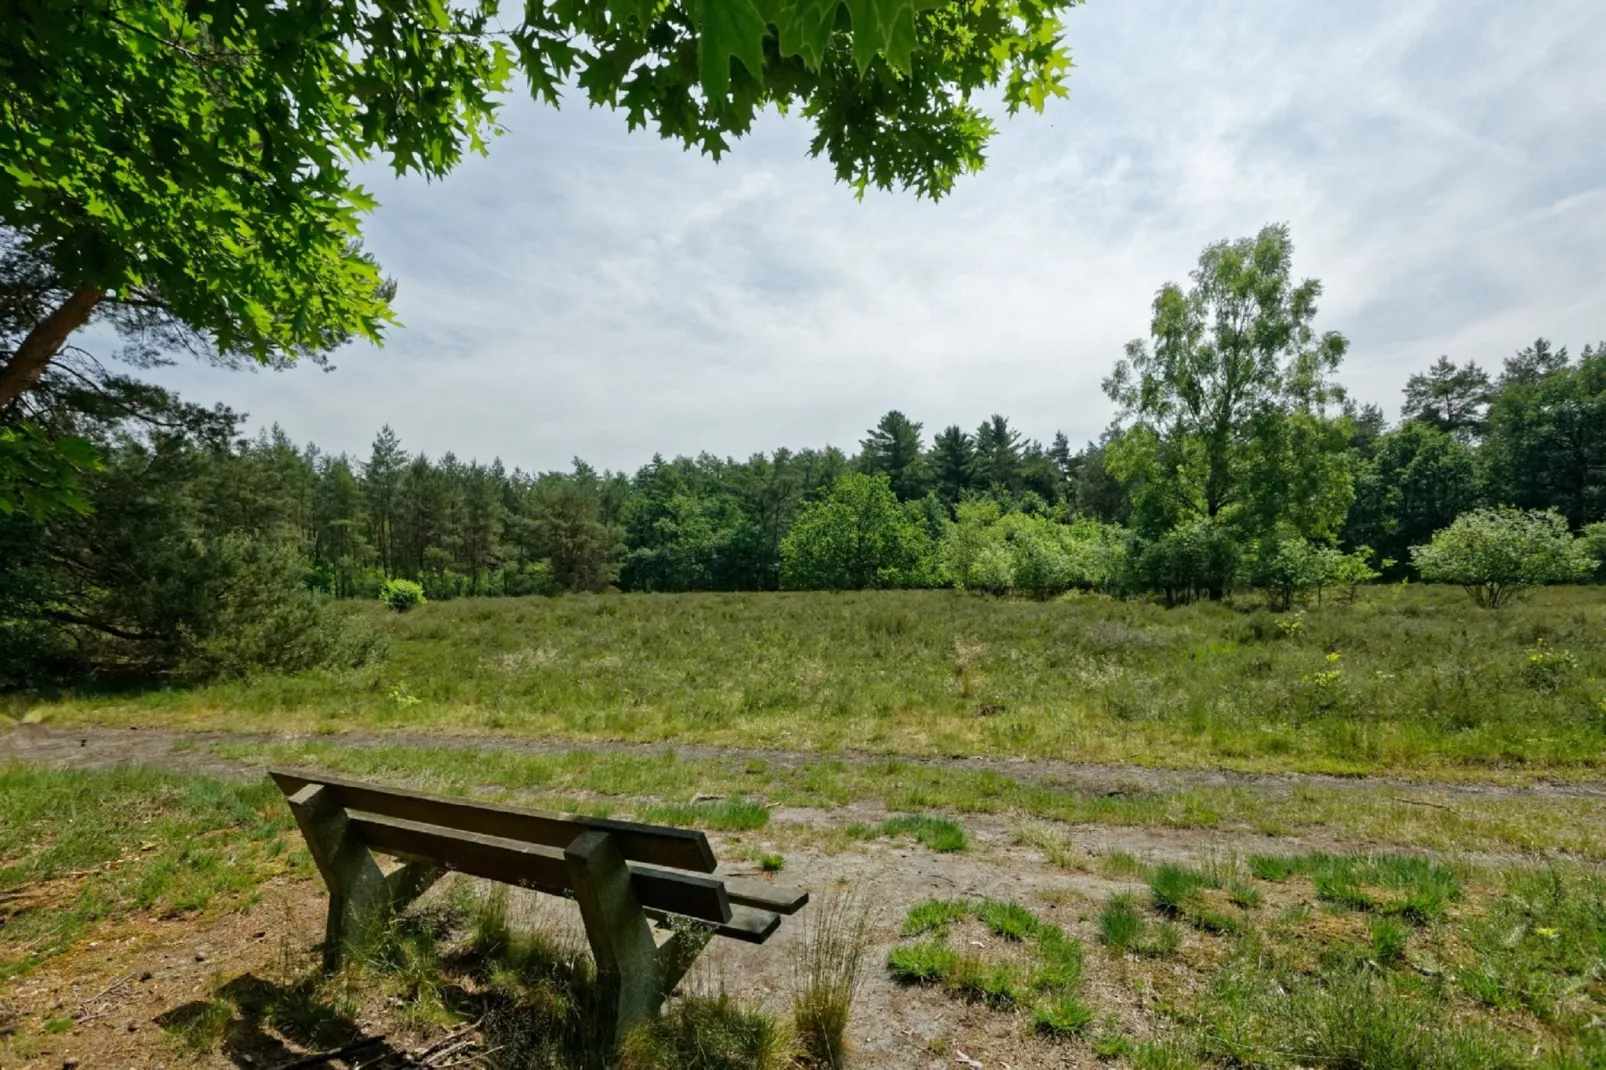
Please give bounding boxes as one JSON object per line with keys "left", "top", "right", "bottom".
{"left": 630, "top": 866, "right": 807, "bottom": 915}
{"left": 647, "top": 904, "right": 782, "bottom": 945}
{"left": 270, "top": 768, "right": 716, "bottom": 873}
{"left": 343, "top": 811, "right": 733, "bottom": 924}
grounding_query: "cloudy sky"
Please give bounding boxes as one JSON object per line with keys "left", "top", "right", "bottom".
{"left": 140, "top": 0, "right": 1606, "bottom": 474}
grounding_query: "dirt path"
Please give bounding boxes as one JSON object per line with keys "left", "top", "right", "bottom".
{"left": 7, "top": 722, "right": 1606, "bottom": 801}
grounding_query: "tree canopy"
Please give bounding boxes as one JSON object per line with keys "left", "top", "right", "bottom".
{"left": 1102, "top": 223, "right": 1352, "bottom": 541}
{"left": 1, "top": 0, "right": 1079, "bottom": 405}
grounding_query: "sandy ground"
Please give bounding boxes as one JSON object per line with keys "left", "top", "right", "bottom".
{"left": 2, "top": 722, "right": 1596, "bottom": 1069}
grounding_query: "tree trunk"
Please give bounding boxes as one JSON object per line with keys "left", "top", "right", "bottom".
{"left": 0, "top": 286, "right": 103, "bottom": 409}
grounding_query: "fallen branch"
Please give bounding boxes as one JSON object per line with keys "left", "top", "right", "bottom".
{"left": 272, "top": 1036, "right": 384, "bottom": 1069}
{"left": 1390, "top": 796, "right": 1459, "bottom": 813}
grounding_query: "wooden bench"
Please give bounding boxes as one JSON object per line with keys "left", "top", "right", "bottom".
{"left": 270, "top": 769, "right": 807, "bottom": 1045}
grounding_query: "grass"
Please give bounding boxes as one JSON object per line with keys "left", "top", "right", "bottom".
{"left": 11, "top": 584, "right": 1606, "bottom": 780}
{"left": 887, "top": 898, "right": 1090, "bottom": 1026}
{"left": 866, "top": 814, "right": 967, "bottom": 853}
{"left": 0, "top": 764, "right": 304, "bottom": 979}
{"left": 790, "top": 891, "right": 871, "bottom": 1069}
{"left": 887, "top": 860, "right": 1606, "bottom": 1067}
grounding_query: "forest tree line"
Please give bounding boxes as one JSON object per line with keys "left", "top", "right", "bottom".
{"left": 3, "top": 226, "right": 1603, "bottom": 684}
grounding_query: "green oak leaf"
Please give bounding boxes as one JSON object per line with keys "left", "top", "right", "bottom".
{"left": 692, "top": 0, "right": 771, "bottom": 99}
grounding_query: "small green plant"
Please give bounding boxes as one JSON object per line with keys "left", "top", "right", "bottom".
{"left": 1148, "top": 864, "right": 1209, "bottom": 914}
{"left": 43, "top": 1015, "right": 74, "bottom": 1034}
{"left": 381, "top": 577, "right": 427, "bottom": 612}
{"left": 1370, "top": 916, "right": 1410, "bottom": 966}
{"left": 1523, "top": 638, "right": 1579, "bottom": 692}
{"left": 1092, "top": 1028, "right": 1136, "bottom": 1058}
{"left": 975, "top": 899, "right": 1039, "bottom": 941}
{"left": 878, "top": 814, "right": 966, "bottom": 853}
{"left": 1099, "top": 893, "right": 1146, "bottom": 953}
{"left": 887, "top": 940, "right": 960, "bottom": 983}
{"left": 901, "top": 899, "right": 970, "bottom": 937}
{"left": 388, "top": 680, "right": 422, "bottom": 708}
{"left": 759, "top": 853, "right": 786, "bottom": 873}
{"left": 620, "top": 993, "right": 795, "bottom": 1070}
{"left": 1033, "top": 993, "right": 1095, "bottom": 1037}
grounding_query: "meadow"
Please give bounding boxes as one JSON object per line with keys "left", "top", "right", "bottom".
{"left": 14, "top": 584, "right": 1606, "bottom": 779}
{"left": 8, "top": 584, "right": 1606, "bottom": 1066}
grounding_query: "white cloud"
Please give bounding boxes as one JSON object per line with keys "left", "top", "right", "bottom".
{"left": 138, "top": 0, "right": 1606, "bottom": 469}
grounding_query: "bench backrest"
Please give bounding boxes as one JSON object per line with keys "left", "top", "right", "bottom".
{"left": 270, "top": 768, "right": 716, "bottom": 871}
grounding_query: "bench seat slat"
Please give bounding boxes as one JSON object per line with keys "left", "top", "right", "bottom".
{"left": 271, "top": 768, "right": 716, "bottom": 873}
{"left": 647, "top": 904, "right": 782, "bottom": 945}
{"left": 345, "top": 810, "right": 733, "bottom": 925}
{"left": 713, "top": 876, "right": 808, "bottom": 915}
{"left": 630, "top": 865, "right": 807, "bottom": 915}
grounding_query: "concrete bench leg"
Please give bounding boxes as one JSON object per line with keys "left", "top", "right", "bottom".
{"left": 286, "top": 784, "right": 441, "bottom": 969}
{"left": 566, "top": 829, "right": 706, "bottom": 1050}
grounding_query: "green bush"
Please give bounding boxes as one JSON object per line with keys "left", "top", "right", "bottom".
{"left": 381, "top": 578, "right": 427, "bottom": 613}
{"left": 1128, "top": 519, "right": 1240, "bottom": 606}
{"left": 780, "top": 474, "right": 935, "bottom": 591}
{"left": 937, "top": 502, "right": 1125, "bottom": 598}
{"left": 1411, "top": 507, "right": 1596, "bottom": 607}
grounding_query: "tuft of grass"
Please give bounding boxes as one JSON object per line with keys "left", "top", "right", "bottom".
{"left": 946, "top": 956, "right": 1029, "bottom": 1007}
{"left": 975, "top": 899, "right": 1039, "bottom": 941}
{"left": 637, "top": 797, "right": 770, "bottom": 831}
{"left": 901, "top": 899, "right": 970, "bottom": 937}
{"left": 1270, "top": 853, "right": 1460, "bottom": 923}
{"left": 1102, "top": 850, "right": 1145, "bottom": 877}
{"left": 620, "top": 994, "right": 795, "bottom": 1070}
{"left": 759, "top": 853, "right": 786, "bottom": 873}
{"left": 1029, "top": 924, "right": 1086, "bottom": 991}
{"left": 878, "top": 814, "right": 967, "bottom": 853}
{"left": 1148, "top": 864, "right": 1211, "bottom": 914}
{"left": 791, "top": 891, "right": 871, "bottom": 1070}
{"left": 1099, "top": 893, "right": 1146, "bottom": 953}
{"left": 1370, "top": 917, "right": 1409, "bottom": 967}
{"left": 1092, "top": 1029, "right": 1136, "bottom": 1058}
{"left": 1017, "top": 822, "right": 1080, "bottom": 868}
{"left": 1033, "top": 994, "right": 1095, "bottom": 1038}
{"left": 1227, "top": 878, "right": 1261, "bottom": 909}
{"left": 887, "top": 940, "right": 960, "bottom": 984}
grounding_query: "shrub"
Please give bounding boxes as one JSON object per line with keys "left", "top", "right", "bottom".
{"left": 1250, "top": 534, "right": 1328, "bottom": 611}
{"left": 938, "top": 503, "right": 1126, "bottom": 598}
{"left": 381, "top": 578, "right": 427, "bottom": 612}
{"left": 195, "top": 541, "right": 386, "bottom": 677}
{"left": 1410, "top": 507, "right": 1596, "bottom": 608}
{"left": 1585, "top": 522, "right": 1606, "bottom": 582}
{"left": 1128, "top": 519, "right": 1240, "bottom": 606}
{"left": 781, "top": 474, "right": 935, "bottom": 590}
